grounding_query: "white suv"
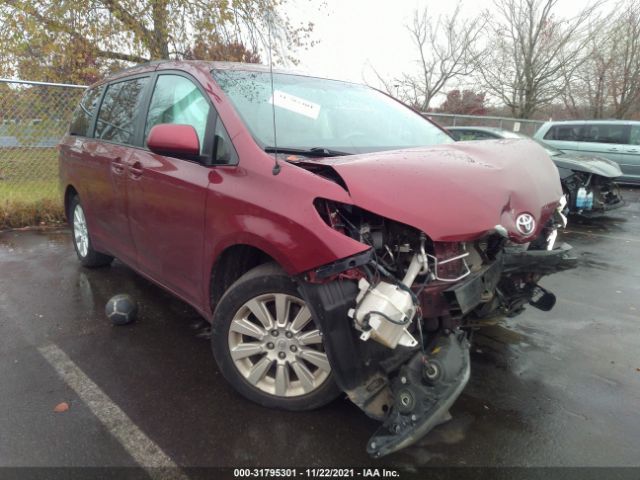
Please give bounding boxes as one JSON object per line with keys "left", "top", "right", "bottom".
{"left": 534, "top": 120, "right": 640, "bottom": 184}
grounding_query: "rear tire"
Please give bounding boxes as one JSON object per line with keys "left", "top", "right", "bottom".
{"left": 211, "top": 263, "right": 341, "bottom": 411}
{"left": 69, "top": 195, "right": 113, "bottom": 268}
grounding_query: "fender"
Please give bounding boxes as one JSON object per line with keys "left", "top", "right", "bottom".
{"left": 201, "top": 162, "right": 372, "bottom": 316}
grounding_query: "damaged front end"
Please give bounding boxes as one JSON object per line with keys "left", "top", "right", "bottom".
{"left": 297, "top": 199, "right": 576, "bottom": 457}
{"left": 561, "top": 171, "right": 625, "bottom": 217}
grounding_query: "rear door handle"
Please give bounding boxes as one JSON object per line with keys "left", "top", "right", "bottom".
{"left": 129, "top": 161, "right": 143, "bottom": 179}
{"left": 110, "top": 156, "right": 125, "bottom": 175}
{"left": 79, "top": 143, "right": 96, "bottom": 158}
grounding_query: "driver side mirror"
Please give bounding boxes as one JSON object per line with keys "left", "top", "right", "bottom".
{"left": 147, "top": 124, "right": 200, "bottom": 159}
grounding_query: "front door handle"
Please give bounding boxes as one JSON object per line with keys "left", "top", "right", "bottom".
{"left": 129, "top": 161, "right": 143, "bottom": 179}
{"left": 607, "top": 147, "right": 619, "bottom": 152}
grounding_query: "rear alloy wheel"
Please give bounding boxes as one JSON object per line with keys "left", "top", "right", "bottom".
{"left": 69, "top": 195, "right": 113, "bottom": 268}
{"left": 73, "top": 203, "right": 89, "bottom": 258}
{"left": 211, "top": 264, "right": 340, "bottom": 410}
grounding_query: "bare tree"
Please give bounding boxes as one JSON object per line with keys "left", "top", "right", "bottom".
{"left": 478, "top": 0, "right": 601, "bottom": 119}
{"left": 560, "top": 16, "right": 612, "bottom": 118}
{"left": 561, "top": 0, "right": 640, "bottom": 119}
{"left": 609, "top": 0, "right": 640, "bottom": 118}
{"left": 371, "top": 4, "right": 487, "bottom": 110}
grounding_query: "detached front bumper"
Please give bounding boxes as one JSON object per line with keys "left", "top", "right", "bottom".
{"left": 367, "top": 332, "right": 470, "bottom": 458}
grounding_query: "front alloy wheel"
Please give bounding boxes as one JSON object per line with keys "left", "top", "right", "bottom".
{"left": 211, "top": 263, "right": 340, "bottom": 410}
{"left": 228, "top": 292, "right": 330, "bottom": 397}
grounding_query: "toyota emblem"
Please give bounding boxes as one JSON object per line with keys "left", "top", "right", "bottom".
{"left": 516, "top": 213, "right": 536, "bottom": 235}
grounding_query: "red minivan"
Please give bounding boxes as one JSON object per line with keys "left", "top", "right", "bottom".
{"left": 59, "top": 61, "right": 575, "bottom": 457}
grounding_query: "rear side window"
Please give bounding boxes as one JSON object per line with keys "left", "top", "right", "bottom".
{"left": 580, "top": 124, "right": 630, "bottom": 144}
{"left": 95, "top": 77, "right": 149, "bottom": 145}
{"left": 144, "top": 75, "right": 211, "bottom": 154}
{"left": 69, "top": 86, "right": 104, "bottom": 136}
{"left": 543, "top": 124, "right": 582, "bottom": 141}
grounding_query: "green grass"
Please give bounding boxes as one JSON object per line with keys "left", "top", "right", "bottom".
{"left": 0, "top": 148, "right": 64, "bottom": 229}
{"left": 0, "top": 179, "right": 59, "bottom": 201}
{"left": 0, "top": 147, "right": 59, "bottom": 180}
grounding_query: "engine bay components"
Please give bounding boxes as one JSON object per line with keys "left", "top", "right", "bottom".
{"left": 348, "top": 253, "right": 427, "bottom": 349}
{"left": 349, "top": 277, "right": 419, "bottom": 348}
{"left": 562, "top": 171, "right": 625, "bottom": 216}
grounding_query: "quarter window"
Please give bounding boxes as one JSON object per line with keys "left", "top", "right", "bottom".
{"left": 69, "top": 85, "right": 104, "bottom": 137}
{"left": 144, "top": 75, "right": 210, "bottom": 154}
{"left": 214, "top": 119, "right": 238, "bottom": 165}
{"left": 627, "top": 125, "right": 640, "bottom": 146}
{"left": 95, "top": 78, "right": 149, "bottom": 145}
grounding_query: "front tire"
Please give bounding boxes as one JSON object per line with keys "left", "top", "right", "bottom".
{"left": 69, "top": 195, "right": 113, "bottom": 268}
{"left": 211, "top": 263, "right": 341, "bottom": 411}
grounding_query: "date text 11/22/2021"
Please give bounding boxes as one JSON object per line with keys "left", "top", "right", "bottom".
{"left": 233, "top": 468, "right": 400, "bottom": 478}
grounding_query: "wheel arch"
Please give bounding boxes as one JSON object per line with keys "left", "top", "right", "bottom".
{"left": 209, "top": 243, "right": 279, "bottom": 314}
{"left": 63, "top": 185, "right": 79, "bottom": 222}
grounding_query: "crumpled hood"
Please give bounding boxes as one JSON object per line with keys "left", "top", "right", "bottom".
{"left": 314, "top": 139, "right": 562, "bottom": 243}
{"left": 553, "top": 152, "right": 622, "bottom": 178}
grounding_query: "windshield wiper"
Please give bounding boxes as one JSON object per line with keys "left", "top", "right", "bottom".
{"left": 264, "top": 146, "right": 351, "bottom": 157}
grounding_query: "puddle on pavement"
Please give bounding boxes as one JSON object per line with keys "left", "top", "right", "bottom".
{"left": 577, "top": 251, "right": 615, "bottom": 271}
{"left": 570, "top": 215, "right": 628, "bottom": 231}
{"left": 0, "top": 228, "right": 70, "bottom": 255}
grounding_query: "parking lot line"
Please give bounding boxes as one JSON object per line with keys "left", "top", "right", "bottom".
{"left": 38, "top": 343, "right": 189, "bottom": 480}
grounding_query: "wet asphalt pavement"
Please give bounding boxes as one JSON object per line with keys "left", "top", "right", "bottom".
{"left": 1, "top": 188, "right": 639, "bottom": 472}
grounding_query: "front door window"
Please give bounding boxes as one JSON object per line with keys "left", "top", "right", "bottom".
{"left": 144, "top": 75, "right": 211, "bottom": 155}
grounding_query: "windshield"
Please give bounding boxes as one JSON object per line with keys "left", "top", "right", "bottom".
{"left": 212, "top": 69, "right": 453, "bottom": 154}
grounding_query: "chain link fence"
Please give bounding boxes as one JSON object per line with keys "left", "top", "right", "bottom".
{"left": 0, "top": 78, "right": 547, "bottom": 228}
{"left": 425, "top": 112, "right": 545, "bottom": 137}
{"left": 0, "top": 79, "right": 86, "bottom": 228}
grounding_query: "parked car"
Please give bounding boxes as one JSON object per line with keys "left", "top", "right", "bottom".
{"left": 449, "top": 126, "right": 625, "bottom": 217}
{"left": 533, "top": 120, "right": 640, "bottom": 184}
{"left": 59, "top": 61, "right": 576, "bottom": 457}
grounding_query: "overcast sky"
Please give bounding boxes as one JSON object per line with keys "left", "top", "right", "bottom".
{"left": 287, "top": 0, "right": 487, "bottom": 85}
{"left": 286, "top": 0, "right": 597, "bottom": 90}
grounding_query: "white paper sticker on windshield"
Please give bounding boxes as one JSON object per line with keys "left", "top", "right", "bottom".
{"left": 269, "top": 90, "right": 320, "bottom": 119}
